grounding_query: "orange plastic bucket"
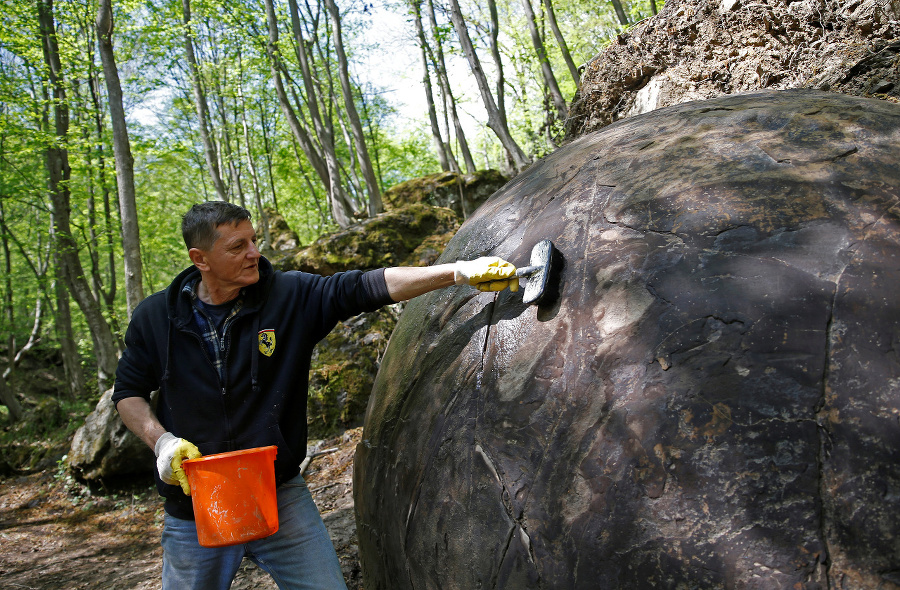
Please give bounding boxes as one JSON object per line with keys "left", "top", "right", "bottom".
{"left": 182, "top": 445, "right": 279, "bottom": 547}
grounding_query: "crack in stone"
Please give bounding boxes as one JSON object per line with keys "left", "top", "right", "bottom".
{"left": 402, "top": 298, "right": 498, "bottom": 552}
{"left": 831, "top": 146, "right": 859, "bottom": 161}
{"left": 814, "top": 259, "right": 848, "bottom": 588}
{"left": 476, "top": 438, "right": 538, "bottom": 587}
{"left": 473, "top": 299, "right": 541, "bottom": 582}
{"left": 754, "top": 143, "right": 794, "bottom": 165}
{"left": 491, "top": 526, "right": 517, "bottom": 590}
{"left": 601, "top": 210, "right": 686, "bottom": 244}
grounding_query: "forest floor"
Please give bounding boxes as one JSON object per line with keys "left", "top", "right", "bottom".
{"left": 0, "top": 428, "right": 363, "bottom": 590}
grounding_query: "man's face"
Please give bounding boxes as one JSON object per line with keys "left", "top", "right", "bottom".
{"left": 191, "top": 219, "right": 261, "bottom": 291}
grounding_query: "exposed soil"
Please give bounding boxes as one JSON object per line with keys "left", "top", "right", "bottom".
{"left": 567, "top": 0, "right": 900, "bottom": 138}
{"left": 0, "top": 428, "right": 363, "bottom": 590}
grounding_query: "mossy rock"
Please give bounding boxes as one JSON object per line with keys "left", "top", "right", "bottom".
{"left": 259, "top": 208, "right": 300, "bottom": 252}
{"left": 0, "top": 440, "right": 67, "bottom": 475}
{"left": 284, "top": 204, "right": 459, "bottom": 275}
{"left": 307, "top": 306, "right": 401, "bottom": 439}
{"left": 383, "top": 170, "right": 508, "bottom": 218}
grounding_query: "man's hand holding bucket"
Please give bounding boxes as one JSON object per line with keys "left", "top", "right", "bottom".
{"left": 155, "top": 432, "right": 201, "bottom": 495}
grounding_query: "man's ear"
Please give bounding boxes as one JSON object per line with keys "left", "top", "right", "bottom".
{"left": 188, "top": 248, "right": 210, "bottom": 271}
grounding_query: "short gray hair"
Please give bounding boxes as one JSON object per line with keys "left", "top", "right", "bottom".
{"left": 181, "top": 202, "right": 252, "bottom": 250}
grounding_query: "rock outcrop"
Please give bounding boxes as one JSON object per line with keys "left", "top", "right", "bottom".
{"left": 279, "top": 204, "right": 460, "bottom": 275}
{"left": 355, "top": 90, "right": 900, "bottom": 589}
{"left": 568, "top": 0, "right": 900, "bottom": 138}
{"left": 382, "top": 170, "right": 508, "bottom": 219}
{"left": 68, "top": 388, "right": 155, "bottom": 480}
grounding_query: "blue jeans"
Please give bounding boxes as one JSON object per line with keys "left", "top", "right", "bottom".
{"left": 161, "top": 473, "right": 347, "bottom": 590}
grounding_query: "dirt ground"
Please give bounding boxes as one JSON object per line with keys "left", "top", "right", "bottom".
{"left": 0, "top": 428, "right": 363, "bottom": 590}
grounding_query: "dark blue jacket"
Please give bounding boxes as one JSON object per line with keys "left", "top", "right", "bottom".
{"left": 112, "top": 257, "right": 394, "bottom": 519}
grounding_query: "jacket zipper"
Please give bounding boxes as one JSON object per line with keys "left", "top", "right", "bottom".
{"left": 219, "top": 313, "right": 242, "bottom": 449}
{"left": 177, "top": 321, "right": 235, "bottom": 448}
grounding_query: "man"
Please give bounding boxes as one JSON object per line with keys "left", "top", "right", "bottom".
{"left": 112, "top": 201, "right": 518, "bottom": 589}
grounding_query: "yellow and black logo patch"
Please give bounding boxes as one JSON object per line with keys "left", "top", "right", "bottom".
{"left": 258, "top": 329, "right": 276, "bottom": 357}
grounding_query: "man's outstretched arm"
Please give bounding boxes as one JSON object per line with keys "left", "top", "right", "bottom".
{"left": 384, "top": 257, "right": 518, "bottom": 302}
{"left": 384, "top": 264, "right": 456, "bottom": 302}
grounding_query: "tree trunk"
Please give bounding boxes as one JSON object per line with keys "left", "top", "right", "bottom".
{"left": 1, "top": 199, "right": 14, "bottom": 366}
{"left": 182, "top": 0, "right": 228, "bottom": 202}
{"left": 285, "top": 0, "right": 356, "bottom": 227}
{"left": 3, "top": 293, "right": 45, "bottom": 382}
{"left": 412, "top": 0, "right": 452, "bottom": 172}
{"left": 0, "top": 199, "right": 21, "bottom": 421}
{"left": 259, "top": 98, "right": 280, "bottom": 213}
{"left": 69, "top": 56, "right": 114, "bottom": 319}
{"left": 96, "top": 0, "right": 144, "bottom": 319}
{"left": 0, "top": 378, "right": 23, "bottom": 422}
{"left": 324, "top": 0, "right": 383, "bottom": 216}
{"left": 542, "top": 0, "right": 581, "bottom": 91}
{"left": 262, "top": 0, "right": 345, "bottom": 226}
{"left": 213, "top": 75, "right": 246, "bottom": 208}
{"left": 0, "top": 209, "right": 52, "bottom": 382}
{"left": 38, "top": 0, "right": 118, "bottom": 394}
{"left": 0, "top": 206, "right": 30, "bottom": 420}
{"left": 426, "top": 0, "right": 476, "bottom": 174}
{"left": 79, "top": 109, "right": 104, "bottom": 306}
{"left": 521, "top": 0, "right": 567, "bottom": 121}
{"left": 446, "top": 0, "right": 531, "bottom": 172}
{"left": 290, "top": 136, "right": 329, "bottom": 229}
{"left": 358, "top": 92, "right": 386, "bottom": 191}
{"left": 486, "top": 0, "right": 507, "bottom": 124}
{"left": 54, "top": 276, "right": 84, "bottom": 397}
{"left": 334, "top": 106, "right": 365, "bottom": 201}
{"left": 611, "top": 0, "right": 630, "bottom": 25}
{"left": 237, "top": 78, "right": 271, "bottom": 247}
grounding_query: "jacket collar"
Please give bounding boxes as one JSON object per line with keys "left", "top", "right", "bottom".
{"left": 167, "top": 256, "right": 274, "bottom": 327}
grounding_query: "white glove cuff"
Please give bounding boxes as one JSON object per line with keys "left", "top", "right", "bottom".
{"left": 453, "top": 261, "right": 468, "bottom": 285}
{"left": 155, "top": 432, "right": 179, "bottom": 485}
{"left": 154, "top": 431, "right": 176, "bottom": 457}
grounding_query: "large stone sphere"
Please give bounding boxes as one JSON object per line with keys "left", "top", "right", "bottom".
{"left": 354, "top": 90, "right": 900, "bottom": 589}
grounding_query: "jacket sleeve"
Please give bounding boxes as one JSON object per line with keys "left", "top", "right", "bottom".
{"left": 111, "top": 297, "right": 163, "bottom": 408}
{"left": 304, "top": 268, "right": 395, "bottom": 343}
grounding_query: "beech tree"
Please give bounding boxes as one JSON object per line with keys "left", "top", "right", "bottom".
{"left": 324, "top": 0, "right": 383, "bottom": 216}
{"left": 425, "top": 0, "right": 476, "bottom": 174}
{"left": 96, "top": 0, "right": 144, "bottom": 319}
{"left": 37, "top": 0, "right": 119, "bottom": 394}
{"left": 182, "top": 0, "right": 228, "bottom": 202}
{"left": 446, "top": 0, "right": 531, "bottom": 172}
{"left": 521, "top": 0, "right": 567, "bottom": 121}
{"left": 542, "top": 0, "right": 581, "bottom": 90}
{"left": 411, "top": 0, "right": 454, "bottom": 172}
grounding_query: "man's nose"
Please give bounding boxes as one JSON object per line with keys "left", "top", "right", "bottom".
{"left": 248, "top": 241, "right": 261, "bottom": 258}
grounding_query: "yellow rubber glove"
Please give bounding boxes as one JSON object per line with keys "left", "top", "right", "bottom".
{"left": 155, "top": 432, "right": 202, "bottom": 496}
{"left": 454, "top": 257, "right": 519, "bottom": 292}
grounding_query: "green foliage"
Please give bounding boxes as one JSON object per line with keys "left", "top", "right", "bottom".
{"left": 377, "top": 123, "right": 443, "bottom": 189}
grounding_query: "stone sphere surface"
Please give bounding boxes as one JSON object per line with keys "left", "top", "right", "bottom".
{"left": 354, "top": 90, "right": 900, "bottom": 589}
